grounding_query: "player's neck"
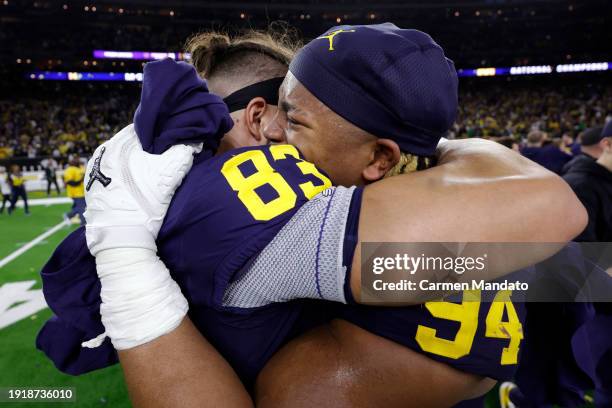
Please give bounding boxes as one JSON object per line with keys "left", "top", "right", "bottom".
{"left": 216, "top": 138, "right": 235, "bottom": 155}
{"left": 597, "top": 153, "right": 612, "bottom": 172}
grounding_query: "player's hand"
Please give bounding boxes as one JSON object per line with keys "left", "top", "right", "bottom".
{"left": 84, "top": 124, "right": 201, "bottom": 256}
{"left": 81, "top": 124, "right": 194, "bottom": 350}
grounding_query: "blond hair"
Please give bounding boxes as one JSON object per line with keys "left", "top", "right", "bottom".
{"left": 185, "top": 24, "right": 301, "bottom": 84}
{"left": 384, "top": 152, "right": 435, "bottom": 178}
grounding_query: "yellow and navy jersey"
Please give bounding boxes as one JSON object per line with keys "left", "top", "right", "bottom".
{"left": 9, "top": 174, "right": 25, "bottom": 187}
{"left": 336, "top": 284, "right": 529, "bottom": 381}
{"left": 158, "top": 144, "right": 334, "bottom": 309}
{"left": 64, "top": 165, "right": 85, "bottom": 198}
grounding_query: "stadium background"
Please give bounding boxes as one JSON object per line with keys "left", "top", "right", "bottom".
{"left": 0, "top": 0, "right": 610, "bottom": 406}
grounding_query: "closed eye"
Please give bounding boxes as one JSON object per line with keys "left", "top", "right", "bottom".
{"left": 287, "top": 116, "right": 303, "bottom": 128}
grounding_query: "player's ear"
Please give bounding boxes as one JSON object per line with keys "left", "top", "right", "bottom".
{"left": 362, "top": 138, "right": 401, "bottom": 182}
{"left": 244, "top": 97, "right": 267, "bottom": 143}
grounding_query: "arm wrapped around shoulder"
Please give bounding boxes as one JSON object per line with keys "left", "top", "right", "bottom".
{"left": 84, "top": 125, "right": 199, "bottom": 349}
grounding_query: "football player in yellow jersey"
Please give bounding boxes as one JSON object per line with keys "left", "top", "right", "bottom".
{"left": 7, "top": 164, "right": 29, "bottom": 215}
{"left": 63, "top": 156, "right": 86, "bottom": 225}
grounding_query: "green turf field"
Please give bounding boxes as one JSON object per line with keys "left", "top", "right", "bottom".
{"left": 26, "top": 191, "right": 67, "bottom": 200}
{"left": 0, "top": 203, "right": 129, "bottom": 408}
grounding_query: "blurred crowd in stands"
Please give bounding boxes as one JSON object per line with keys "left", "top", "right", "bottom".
{"left": 453, "top": 83, "right": 612, "bottom": 140}
{"left": 0, "top": 91, "right": 137, "bottom": 161}
{"left": 1, "top": 81, "right": 610, "bottom": 171}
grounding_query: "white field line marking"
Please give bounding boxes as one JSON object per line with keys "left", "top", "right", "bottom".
{"left": 0, "top": 219, "right": 70, "bottom": 269}
{"left": 0, "top": 280, "right": 48, "bottom": 330}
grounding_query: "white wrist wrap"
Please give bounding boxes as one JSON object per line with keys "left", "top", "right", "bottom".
{"left": 87, "top": 225, "right": 156, "bottom": 254}
{"left": 95, "top": 248, "right": 188, "bottom": 350}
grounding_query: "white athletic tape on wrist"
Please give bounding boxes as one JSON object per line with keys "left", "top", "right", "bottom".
{"left": 86, "top": 224, "right": 157, "bottom": 254}
{"left": 95, "top": 248, "right": 188, "bottom": 350}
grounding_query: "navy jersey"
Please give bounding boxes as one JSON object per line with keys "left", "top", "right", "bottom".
{"left": 159, "top": 144, "right": 334, "bottom": 309}
{"left": 512, "top": 245, "right": 612, "bottom": 407}
{"left": 339, "top": 287, "right": 528, "bottom": 381}
{"left": 159, "top": 144, "right": 336, "bottom": 383}
{"left": 38, "top": 144, "right": 335, "bottom": 385}
{"left": 342, "top": 245, "right": 610, "bottom": 383}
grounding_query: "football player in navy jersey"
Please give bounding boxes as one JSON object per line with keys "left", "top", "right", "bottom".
{"left": 38, "top": 25, "right": 587, "bottom": 408}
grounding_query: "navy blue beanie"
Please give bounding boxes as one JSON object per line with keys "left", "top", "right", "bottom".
{"left": 289, "top": 23, "right": 458, "bottom": 156}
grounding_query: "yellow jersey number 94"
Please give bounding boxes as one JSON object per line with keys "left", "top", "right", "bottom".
{"left": 415, "top": 289, "right": 524, "bottom": 365}
{"left": 221, "top": 145, "right": 332, "bottom": 221}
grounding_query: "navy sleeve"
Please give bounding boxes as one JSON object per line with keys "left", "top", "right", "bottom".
{"left": 36, "top": 316, "right": 117, "bottom": 375}
{"left": 37, "top": 227, "right": 117, "bottom": 374}
{"left": 133, "top": 59, "right": 232, "bottom": 155}
{"left": 342, "top": 187, "right": 363, "bottom": 304}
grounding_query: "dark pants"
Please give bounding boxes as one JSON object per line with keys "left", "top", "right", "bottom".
{"left": 0, "top": 193, "right": 9, "bottom": 213}
{"left": 47, "top": 177, "right": 60, "bottom": 195}
{"left": 65, "top": 197, "right": 86, "bottom": 225}
{"left": 8, "top": 186, "right": 29, "bottom": 214}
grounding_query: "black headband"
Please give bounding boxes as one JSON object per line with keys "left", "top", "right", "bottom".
{"left": 223, "top": 77, "right": 285, "bottom": 113}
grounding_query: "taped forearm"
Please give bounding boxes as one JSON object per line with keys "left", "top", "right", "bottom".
{"left": 95, "top": 248, "right": 188, "bottom": 350}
